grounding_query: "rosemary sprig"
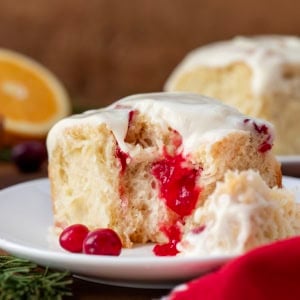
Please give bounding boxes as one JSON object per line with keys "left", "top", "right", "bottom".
{"left": 0, "top": 255, "right": 72, "bottom": 300}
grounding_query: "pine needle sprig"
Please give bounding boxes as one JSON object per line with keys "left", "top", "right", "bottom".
{"left": 0, "top": 255, "right": 72, "bottom": 300}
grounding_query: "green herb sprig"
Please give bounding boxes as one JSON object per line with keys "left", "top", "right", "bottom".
{"left": 0, "top": 255, "right": 72, "bottom": 300}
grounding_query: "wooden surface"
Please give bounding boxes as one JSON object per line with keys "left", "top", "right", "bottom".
{"left": 0, "top": 162, "right": 170, "bottom": 299}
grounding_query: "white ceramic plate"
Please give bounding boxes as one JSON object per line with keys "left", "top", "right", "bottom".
{"left": 277, "top": 156, "right": 300, "bottom": 177}
{"left": 0, "top": 177, "right": 299, "bottom": 288}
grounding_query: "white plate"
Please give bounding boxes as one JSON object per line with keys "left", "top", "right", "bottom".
{"left": 277, "top": 156, "right": 300, "bottom": 177}
{"left": 0, "top": 177, "right": 299, "bottom": 289}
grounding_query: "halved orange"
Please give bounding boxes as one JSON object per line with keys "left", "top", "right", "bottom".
{"left": 0, "top": 49, "right": 71, "bottom": 144}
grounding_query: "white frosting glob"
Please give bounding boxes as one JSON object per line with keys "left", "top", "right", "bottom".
{"left": 47, "top": 92, "right": 274, "bottom": 156}
{"left": 165, "top": 35, "right": 300, "bottom": 96}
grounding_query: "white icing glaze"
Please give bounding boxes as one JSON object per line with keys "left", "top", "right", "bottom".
{"left": 46, "top": 108, "right": 130, "bottom": 155}
{"left": 165, "top": 35, "right": 300, "bottom": 95}
{"left": 47, "top": 92, "right": 274, "bottom": 156}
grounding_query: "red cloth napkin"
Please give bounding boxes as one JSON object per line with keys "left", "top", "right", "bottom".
{"left": 166, "top": 236, "right": 300, "bottom": 300}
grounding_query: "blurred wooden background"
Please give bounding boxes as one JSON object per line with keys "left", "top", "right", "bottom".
{"left": 0, "top": 0, "right": 299, "bottom": 109}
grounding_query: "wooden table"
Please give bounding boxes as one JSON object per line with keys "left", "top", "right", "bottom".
{"left": 0, "top": 162, "right": 170, "bottom": 299}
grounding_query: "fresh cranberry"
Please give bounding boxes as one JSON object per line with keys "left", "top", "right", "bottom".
{"left": 83, "top": 228, "right": 122, "bottom": 256}
{"left": 59, "top": 224, "right": 89, "bottom": 253}
{"left": 11, "top": 141, "right": 47, "bottom": 172}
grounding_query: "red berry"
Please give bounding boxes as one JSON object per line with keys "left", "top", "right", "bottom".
{"left": 83, "top": 229, "right": 122, "bottom": 256}
{"left": 12, "top": 141, "right": 47, "bottom": 172}
{"left": 59, "top": 224, "right": 89, "bottom": 253}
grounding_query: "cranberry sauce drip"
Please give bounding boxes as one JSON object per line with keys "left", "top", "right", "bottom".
{"left": 243, "top": 119, "right": 272, "bottom": 153}
{"left": 151, "top": 132, "right": 201, "bottom": 256}
{"left": 151, "top": 151, "right": 202, "bottom": 218}
{"left": 153, "top": 224, "right": 181, "bottom": 256}
{"left": 115, "top": 146, "right": 129, "bottom": 174}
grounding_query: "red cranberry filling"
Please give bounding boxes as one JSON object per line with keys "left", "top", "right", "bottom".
{"left": 128, "top": 110, "right": 135, "bottom": 124}
{"left": 115, "top": 146, "right": 129, "bottom": 174}
{"left": 253, "top": 123, "right": 268, "bottom": 134}
{"left": 258, "top": 139, "right": 272, "bottom": 153}
{"left": 243, "top": 119, "right": 272, "bottom": 153}
{"left": 153, "top": 224, "right": 181, "bottom": 256}
{"left": 151, "top": 151, "right": 201, "bottom": 218}
{"left": 151, "top": 149, "right": 201, "bottom": 256}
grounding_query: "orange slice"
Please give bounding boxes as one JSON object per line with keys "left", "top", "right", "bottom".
{"left": 0, "top": 49, "right": 71, "bottom": 144}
